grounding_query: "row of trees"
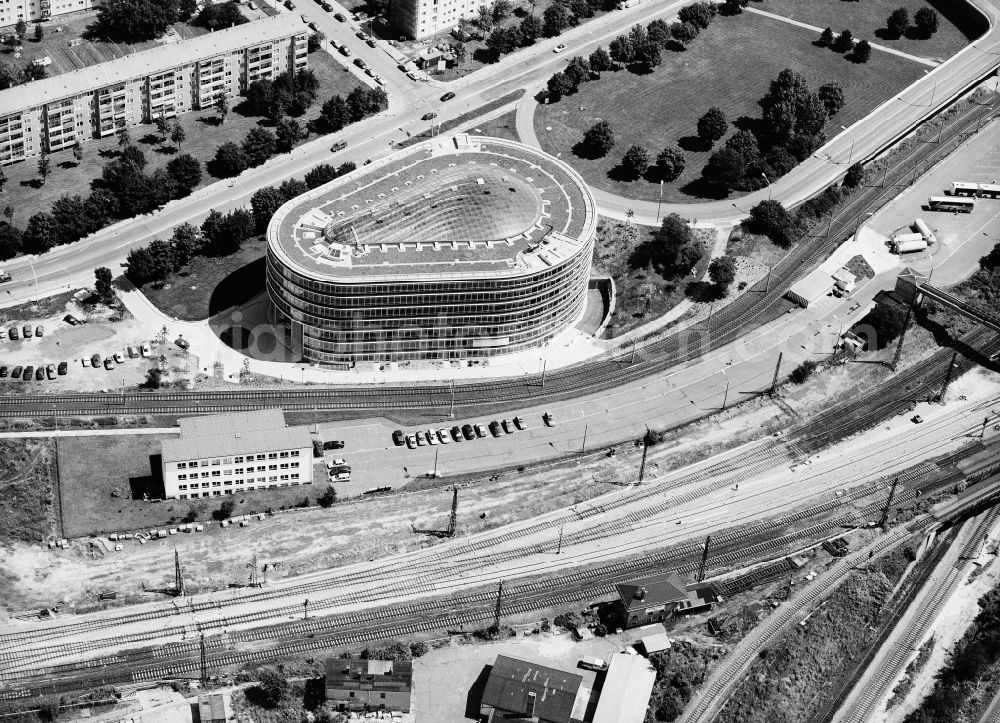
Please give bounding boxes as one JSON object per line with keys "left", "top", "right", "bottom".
{"left": 477, "top": 0, "right": 618, "bottom": 63}
{"left": 578, "top": 119, "right": 686, "bottom": 181}
{"left": 125, "top": 159, "right": 356, "bottom": 285}
{"left": 244, "top": 69, "right": 321, "bottom": 121}
{"left": 817, "top": 27, "right": 872, "bottom": 63}
{"left": 3, "top": 145, "right": 203, "bottom": 260}
{"left": 885, "top": 7, "right": 939, "bottom": 39}
{"left": 311, "top": 85, "right": 389, "bottom": 134}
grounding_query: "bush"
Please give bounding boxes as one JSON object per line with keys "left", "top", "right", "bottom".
{"left": 789, "top": 359, "right": 819, "bottom": 384}
{"left": 212, "top": 499, "right": 235, "bottom": 521}
{"left": 410, "top": 641, "right": 429, "bottom": 658}
{"left": 248, "top": 667, "right": 289, "bottom": 708}
{"left": 317, "top": 487, "right": 337, "bottom": 507}
{"left": 844, "top": 162, "right": 864, "bottom": 188}
{"left": 708, "top": 256, "right": 737, "bottom": 293}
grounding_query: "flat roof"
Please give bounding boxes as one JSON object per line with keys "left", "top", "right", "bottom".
{"left": 0, "top": 14, "right": 305, "bottom": 113}
{"left": 267, "top": 134, "right": 596, "bottom": 283}
{"left": 161, "top": 409, "right": 311, "bottom": 462}
{"left": 592, "top": 654, "right": 656, "bottom": 723}
{"left": 481, "top": 655, "right": 583, "bottom": 723}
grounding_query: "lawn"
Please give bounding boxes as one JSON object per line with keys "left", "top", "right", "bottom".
{"left": 757, "top": 0, "right": 983, "bottom": 63}
{"left": 56, "top": 434, "right": 324, "bottom": 537}
{"left": 141, "top": 236, "right": 267, "bottom": 321}
{"left": 0, "top": 50, "right": 361, "bottom": 226}
{"left": 533, "top": 10, "right": 925, "bottom": 203}
{"left": 0, "top": 439, "right": 59, "bottom": 543}
{"left": 470, "top": 109, "right": 521, "bottom": 142}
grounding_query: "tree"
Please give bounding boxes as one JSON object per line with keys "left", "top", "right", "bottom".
{"left": 563, "top": 56, "right": 591, "bottom": 87}
{"left": 212, "top": 499, "right": 236, "bottom": 521}
{"left": 546, "top": 71, "right": 574, "bottom": 99}
{"left": 842, "top": 162, "right": 864, "bottom": 189}
{"left": 0, "top": 222, "right": 23, "bottom": 261}
{"left": 818, "top": 82, "right": 845, "bottom": 116}
{"left": 475, "top": 4, "right": 494, "bottom": 31}
{"left": 486, "top": 25, "right": 520, "bottom": 57}
{"left": 15, "top": 19, "right": 27, "bottom": 39}
{"left": 120, "top": 143, "right": 147, "bottom": 169}
{"left": 304, "top": 164, "right": 339, "bottom": 189}
{"left": 542, "top": 2, "right": 569, "bottom": 37}
{"left": 166, "top": 153, "right": 202, "bottom": 195}
{"left": 170, "top": 120, "right": 186, "bottom": 149}
{"left": 94, "top": 267, "right": 115, "bottom": 303}
{"left": 670, "top": 21, "right": 698, "bottom": 45}
{"left": 73, "top": 143, "right": 84, "bottom": 162}
{"left": 724, "top": 129, "right": 762, "bottom": 173}
{"left": 178, "top": 0, "right": 198, "bottom": 20}
{"left": 251, "top": 668, "right": 290, "bottom": 708}
{"left": 95, "top": 156, "right": 154, "bottom": 218}
{"left": 169, "top": 223, "right": 203, "bottom": 266}
{"left": 722, "top": 0, "right": 748, "bottom": 14}
{"left": 37, "top": 154, "right": 50, "bottom": 185}
{"left": 154, "top": 113, "right": 170, "bottom": 141}
{"left": 33, "top": 23, "right": 43, "bottom": 42}
{"left": 886, "top": 7, "right": 909, "bottom": 38}
{"left": 116, "top": 119, "right": 130, "bottom": 147}
{"left": 242, "top": 126, "right": 276, "bottom": 167}
{"left": 609, "top": 35, "right": 634, "bottom": 65}
{"left": 647, "top": 18, "right": 671, "bottom": 46}
{"left": 759, "top": 68, "right": 815, "bottom": 144}
{"left": 246, "top": 78, "right": 275, "bottom": 117}
{"left": 833, "top": 29, "right": 854, "bottom": 52}
{"left": 140, "top": 367, "right": 165, "bottom": 389}
{"left": 652, "top": 214, "right": 700, "bottom": 275}
{"left": 520, "top": 14, "right": 541, "bottom": 45}
{"left": 251, "top": 186, "right": 286, "bottom": 232}
{"left": 696, "top": 107, "right": 727, "bottom": 146}
{"left": 317, "top": 94, "right": 349, "bottom": 133}
{"left": 318, "top": 487, "right": 337, "bottom": 507}
{"left": 677, "top": 1, "right": 715, "bottom": 30}
{"left": 215, "top": 94, "right": 229, "bottom": 124}
{"left": 212, "top": 142, "right": 249, "bottom": 177}
{"left": 819, "top": 27, "right": 834, "bottom": 47}
{"left": 52, "top": 194, "right": 95, "bottom": 243}
{"left": 789, "top": 359, "right": 818, "bottom": 384}
{"left": 852, "top": 39, "right": 871, "bottom": 63}
{"left": 92, "top": 0, "right": 179, "bottom": 42}
{"left": 22, "top": 213, "right": 59, "bottom": 254}
{"left": 620, "top": 145, "right": 650, "bottom": 180}
{"left": 275, "top": 117, "right": 304, "bottom": 153}
{"left": 2, "top": 205, "right": 12, "bottom": 223}
{"left": 748, "top": 199, "right": 795, "bottom": 246}
{"left": 656, "top": 145, "right": 686, "bottom": 182}
{"left": 194, "top": 1, "right": 248, "bottom": 30}
{"left": 582, "top": 120, "right": 615, "bottom": 157}
{"left": 491, "top": 0, "right": 513, "bottom": 23}
{"left": 634, "top": 40, "right": 661, "bottom": 69}
{"left": 703, "top": 148, "right": 744, "bottom": 191}
{"left": 914, "top": 8, "right": 938, "bottom": 37}
{"left": 708, "top": 256, "right": 737, "bottom": 292}
{"left": 589, "top": 46, "right": 614, "bottom": 72}
{"left": 279, "top": 178, "right": 308, "bottom": 200}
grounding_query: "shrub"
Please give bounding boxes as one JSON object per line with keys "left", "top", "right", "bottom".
{"left": 212, "top": 499, "right": 235, "bottom": 521}
{"left": 789, "top": 359, "right": 819, "bottom": 384}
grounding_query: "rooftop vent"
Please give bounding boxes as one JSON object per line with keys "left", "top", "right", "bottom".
{"left": 634, "top": 587, "right": 646, "bottom": 600}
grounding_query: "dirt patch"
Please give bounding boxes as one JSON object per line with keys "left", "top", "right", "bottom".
{"left": 0, "top": 438, "right": 59, "bottom": 544}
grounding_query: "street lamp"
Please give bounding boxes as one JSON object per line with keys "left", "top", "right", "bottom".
{"left": 720, "top": 368, "right": 730, "bottom": 410}
{"left": 761, "top": 172, "right": 771, "bottom": 200}
{"left": 923, "top": 69, "right": 937, "bottom": 108}
{"left": 840, "top": 125, "right": 856, "bottom": 166}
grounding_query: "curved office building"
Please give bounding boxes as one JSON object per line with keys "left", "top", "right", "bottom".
{"left": 266, "top": 134, "right": 597, "bottom": 365}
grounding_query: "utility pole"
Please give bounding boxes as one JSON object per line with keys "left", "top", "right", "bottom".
{"left": 878, "top": 479, "right": 900, "bottom": 530}
{"left": 556, "top": 526, "right": 564, "bottom": 555}
{"left": 174, "top": 549, "right": 185, "bottom": 597}
{"left": 433, "top": 448, "right": 439, "bottom": 478}
{"left": 199, "top": 633, "right": 207, "bottom": 682}
{"left": 769, "top": 353, "right": 783, "bottom": 397}
{"left": 492, "top": 580, "right": 504, "bottom": 634}
{"left": 247, "top": 553, "right": 259, "bottom": 588}
{"left": 303, "top": 598, "right": 309, "bottom": 619}
{"left": 889, "top": 305, "right": 914, "bottom": 372}
{"left": 447, "top": 486, "right": 458, "bottom": 537}
{"left": 638, "top": 434, "right": 650, "bottom": 484}
{"left": 541, "top": 360, "right": 547, "bottom": 389}
{"left": 937, "top": 352, "right": 959, "bottom": 404}
{"left": 697, "top": 535, "right": 712, "bottom": 583}
{"left": 582, "top": 424, "right": 588, "bottom": 453}
{"left": 448, "top": 379, "right": 455, "bottom": 418}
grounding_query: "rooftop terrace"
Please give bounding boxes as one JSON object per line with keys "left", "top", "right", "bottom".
{"left": 267, "top": 135, "right": 595, "bottom": 282}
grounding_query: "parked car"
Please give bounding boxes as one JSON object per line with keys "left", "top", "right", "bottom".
{"left": 331, "top": 140, "right": 348, "bottom": 152}
{"left": 8, "top": 327, "right": 17, "bottom": 340}
{"left": 514, "top": 416, "right": 526, "bottom": 430}
{"left": 578, "top": 657, "right": 608, "bottom": 672}
{"left": 502, "top": 419, "right": 515, "bottom": 434}
{"left": 283, "top": 0, "right": 295, "bottom": 9}
{"left": 488, "top": 420, "right": 501, "bottom": 437}
{"left": 392, "top": 429, "right": 405, "bottom": 446}
{"left": 22, "top": 325, "right": 32, "bottom": 338}
{"left": 331, "top": 471, "right": 351, "bottom": 482}
{"left": 340, "top": 45, "right": 352, "bottom": 56}
{"left": 308, "top": 21, "right": 318, "bottom": 30}
{"left": 90, "top": 353, "right": 101, "bottom": 367}
{"left": 327, "top": 457, "right": 347, "bottom": 468}
{"left": 912, "top": 415, "right": 924, "bottom": 424}
{"left": 373, "top": 75, "right": 386, "bottom": 85}
{"left": 553, "top": 43, "right": 567, "bottom": 52}
{"left": 10, "top": 365, "right": 22, "bottom": 379}
{"left": 462, "top": 424, "right": 476, "bottom": 440}
{"left": 35, "top": 325, "right": 44, "bottom": 336}
{"left": 422, "top": 112, "right": 437, "bottom": 120}
{"left": 113, "top": 352, "right": 125, "bottom": 364}
{"left": 0, "top": 329, "right": 5, "bottom": 340}
{"left": 140, "top": 343, "right": 151, "bottom": 357}
{"left": 426, "top": 430, "right": 438, "bottom": 445}
{"left": 415, "top": 432, "right": 427, "bottom": 446}
{"left": 127, "top": 346, "right": 138, "bottom": 358}
{"left": 103, "top": 358, "right": 114, "bottom": 370}
{"left": 0, "top": 365, "right": 7, "bottom": 378}
{"left": 406, "top": 434, "right": 418, "bottom": 449}
{"left": 451, "top": 425, "right": 464, "bottom": 442}
{"left": 397, "top": 63, "right": 409, "bottom": 71}
{"left": 334, "top": 12, "right": 346, "bottom": 21}
{"left": 543, "top": 411, "right": 556, "bottom": 426}
{"left": 364, "top": 67, "right": 376, "bottom": 77}
{"left": 475, "top": 423, "right": 488, "bottom": 438}
{"left": 355, "top": 30, "right": 366, "bottom": 39}
{"left": 63, "top": 314, "right": 80, "bottom": 326}
{"left": 81, "top": 357, "right": 90, "bottom": 367}
{"left": 175, "top": 338, "right": 190, "bottom": 350}
{"left": 45, "top": 364, "right": 55, "bottom": 380}
{"left": 0, "top": 269, "right": 10, "bottom": 283}
{"left": 57, "top": 361, "right": 67, "bottom": 375}
{"left": 366, "top": 37, "right": 376, "bottom": 47}
{"left": 406, "top": 71, "right": 419, "bottom": 81}
{"left": 437, "top": 428, "right": 450, "bottom": 444}
{"left": 22, "top": 365, "right": 33, "bottom": 381}
{"left": 35, "top": 366, "right": 45, "bottom": 381}
{"left": 440, "top": 91, "right": 455, "bottom": 101}
{"left": 353, "top": 57, "right": 367, "bottom": 69}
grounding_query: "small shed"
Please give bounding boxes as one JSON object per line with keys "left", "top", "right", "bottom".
{"left": 786, "top": 268, "right": 835, "bottom": 308}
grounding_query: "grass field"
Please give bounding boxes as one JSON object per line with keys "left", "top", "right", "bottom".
{"left": 56, "top": 434, "right": 325, "bottom": 537}
{"left": 533, "top": 11, "right": 925, "bottom": 203}
{"left": 757, "top": 0, "right": 982, "bottom": 62}
{"left": 141, "top": 236, "right": 267, "bottom": 321}
{"left": 1, "top": 51, "right": 361, "bottom": 226}
{"left": 0, "top": 439, "right": 59, "bottom": 543}
{"left": 470, "top": 109, "right": 521, "bottom": 142}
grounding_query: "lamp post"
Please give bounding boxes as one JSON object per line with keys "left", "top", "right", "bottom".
{"left": 656, "top": 180, "right": 664, "bottom": 222}
{"left": 720, "top": 368, "right": 730, "bottom": 410}
{"left": 840, "top": 125, "right": 856, "bottom": 166}
{"left": 761, "top": 173, "right": 771, "bottom": 200}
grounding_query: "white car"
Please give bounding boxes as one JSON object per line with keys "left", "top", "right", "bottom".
{"left": 553, "top": 43, "right": 567, "bottom": 53}
{"left": 140, "top": 343, "right": 151, "bottom": 357}
{"left": 437, "top": 429, "right": 450, "bottom": 444}
{"left": 427, "top": 430, "right": 439, "bottom": 445}
{"left": 374, "top": 75, "right": 386, "bottom": 85}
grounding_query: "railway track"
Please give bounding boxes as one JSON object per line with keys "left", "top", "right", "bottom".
{"left": 0, "top": 100, "right": 995, "bottom": 423}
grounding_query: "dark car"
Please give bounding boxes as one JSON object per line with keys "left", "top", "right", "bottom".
{"left": 440, "top": 91, "right": 455, "bottom": 102}
{"left": 22, "top": 365, "right": 33, "bottom": 381}
{"left": 366, "top": 38, "right": 376, "bottom": 47}
{"left": 462, "top": 424, "right": 475, "bottom": 440}
{"left": 103, "top": 358, "right": 114, "bottom": 370}
{"left": 339, "top": 45, "right": 352, "bottom": 56}
{"left": 331, "top": 140, "right": 347, "bottom": 152}
{"left": 35, "top": 367, "right": 45, "bottom": 381}
{"left": 175, "top": 338, "right": 190, "bottom": 350}
{"left": 421, "top": 112, "right": 437, "bottom": 120}
{"left": 353, "top": 57, "right": 367, "bottom": 69}
{"left": 543, "top": 411, "right": 556, "bottom": 427}
{"left": 63, "top": 314, "right": 80, "bottom": 326}
{"left": 90, "top": 353, "right": 101, "bottom": 368}
{"left": 10, "top": 365, "right": 22, "bottom": 379}
{"left": 22, "top": 325, "right": 32, "bottom": 338}
{"left": 355, "top": 30, "right": 366, "bottom": 39}
{"left": 8, "top": 327, "right": 18, "bottom": 340}
{"left": 35, "top": 325, "right": 44, "bottom": 337}
{"left": 514, "top": 416, "right": 526, "bottom": 430}
{"left": 0, "top": 366, "right": 7, "bottom": 378}
{"left": 488, "top": 420, "right": 501, "bottom": 437}
{"left": 45, "top": 364, "right": 55, "bottom": 380}
{"left": 334, "top": 12, "right": 346, "bottom": 21}
{"left": 283, "top": 0, "right": 295, "bottom": 9}
{"left": 57, "top": 361, "right": 68, "bottom": 375}
{"left": 451, "top": 425, "right": 464, "bottom": 442}
{"left": 392, "top": 429, "right": 405, "bottom": 446}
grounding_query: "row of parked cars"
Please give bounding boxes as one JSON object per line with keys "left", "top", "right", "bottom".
{"left": 1, "top": 362, "right": 68, "bottom": 381}
{"left": 83, "top": 343, "right": 151, "bottom": 371}
{"left": 3, "top": 324, "right": 44, "bottom": 341}
{"left": 393, "top": 417, "right": 529, "bottom": 449}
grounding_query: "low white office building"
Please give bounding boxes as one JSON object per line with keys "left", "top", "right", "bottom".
{"left": 161, "top": 410, "right": 313, "bottom": 500}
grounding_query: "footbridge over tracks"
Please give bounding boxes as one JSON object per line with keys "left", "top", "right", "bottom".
{"left": 895, "top": 267, "right": 1000, "bottom": 334}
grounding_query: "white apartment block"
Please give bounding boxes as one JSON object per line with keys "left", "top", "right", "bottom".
{"left": 161, "top": 410, "right": 314, "bottom": 500}
{"left": 391, "top": 0, "right": 479, "bottom": 40}
{"left": 0, "top": 0, "right": 100, "bottom": 27}
{"left": 0, "top": 13, "right": 308, "bottom": 165}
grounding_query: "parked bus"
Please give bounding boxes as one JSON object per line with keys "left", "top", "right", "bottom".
{"left": 951, "top": 181, "right": 980, "bottom": 197}
{"left": 927, "top": 196, "right": 974, "bottom": 213}
{"left": 979, "top": 183, "right": 1000, "bottom": 199}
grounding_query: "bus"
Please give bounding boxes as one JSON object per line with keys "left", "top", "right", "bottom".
{"left": 951, "top": 181, "right": 980, "bottom": 197}
{"left": 979, "top": 183, "right": 1000, "bottom": 199}
{"left": 928, "top": 196, "right": 974, "bottom": 213}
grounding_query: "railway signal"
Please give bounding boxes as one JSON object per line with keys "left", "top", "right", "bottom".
{"left": 174, "top": 549, "right": 185, "bottom": 597}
